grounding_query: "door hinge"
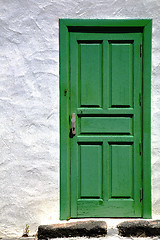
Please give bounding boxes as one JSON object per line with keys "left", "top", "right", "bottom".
{"left": 139, "top": 93, "right": 142, "bottom": 106}
{"left": 139, "top": 142, "right": 142, "bottom": 155}
{"left": 140, "top": 188, "right": 143, "bottom": 201}
{"left": 140, "top": 44, "right": 143, "bottom": 57}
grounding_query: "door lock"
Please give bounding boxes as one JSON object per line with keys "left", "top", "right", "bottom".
{"left": 71, "top": 113, "right": 76, "bottom": 135}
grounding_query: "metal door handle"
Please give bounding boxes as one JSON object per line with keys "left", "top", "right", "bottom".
{"left": 71, "top": 113, "right": 76, "bottom": 135}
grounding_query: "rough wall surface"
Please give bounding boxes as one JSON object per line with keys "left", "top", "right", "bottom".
{"left": 0, "top": 0, "right": 160, "bottom": 237}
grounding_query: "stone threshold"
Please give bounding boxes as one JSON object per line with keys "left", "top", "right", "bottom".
{"left": 37, "top": 220, "right": 160, "bottom": 239}
{"left": 38, "top": 221, "right": 107, "bottom": 239}
{"left": 118, "top": 220, "right": 160, "bottom": 237}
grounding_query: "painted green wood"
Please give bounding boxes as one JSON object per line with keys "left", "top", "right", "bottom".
{"left": 111, "top": 144, "right": 133, "bottom": 198}
{"left": 61, "top": 19, "right": 151, "bottom": 27}
{"left": 80, "top": 43, "right": 102, "bottom": 107}
{"left": 80, "top": 144, "right": 102, "bottom": 198}
{"left": 110, "top": 43, "right": 133, "bottom": 107}
{"left": 70, "top": 32, "right": 142, "bottom": 218}
{"left": 77, "top": 136, "right": 134, "bottom": 142}
{"left": 142, "top": 20, "right": 152, "bottom": 218}
{"left": 77, "top": 108, "right": 134, "bottom": 115}
{"left": 59, "top": 19, "right": 70, "bottom": 220}
{"left": 77, "top": 199, "right": 137, "bottom": 217}
{"left": 60, "top": 19, "right": 152, "bottom": 220}
{"left": 81, "top": 117, "right": 132, "bottom": 134}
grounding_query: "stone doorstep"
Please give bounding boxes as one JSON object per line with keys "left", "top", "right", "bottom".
{"left": 117, "top": 220, "right": 160, "bottom": 237}
{"left": 37, "top": 220, "right": 160, "bottom": 239}
{"left": 38, "top": 220, "right": 107, "bottom": 239}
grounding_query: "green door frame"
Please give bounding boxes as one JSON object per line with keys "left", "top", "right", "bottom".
{"left": 59, "top": 19, "right": 152, "bottom": 220}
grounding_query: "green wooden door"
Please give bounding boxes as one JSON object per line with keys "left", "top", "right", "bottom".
{"left": 70, "top": 32, "right": 142, "bottom": 217}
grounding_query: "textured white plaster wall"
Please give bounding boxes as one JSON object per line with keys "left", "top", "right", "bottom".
{"left": 0, "top": 0, "right": 160, "bottom": 237}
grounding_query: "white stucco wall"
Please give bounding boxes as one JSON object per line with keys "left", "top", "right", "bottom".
{"left": 0, "top": 0, "right": 160, "bottom": 237}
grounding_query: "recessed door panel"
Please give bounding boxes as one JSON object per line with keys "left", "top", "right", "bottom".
{"left": 79, "top": 144, "right": 102, "bottom": 199}
{"left": 81, "top": 116, "right": 132, "bottom": 134}
{"left": 109, "top": 42, "right": 133, "bottom": 108}
{"left": 80, "top": 43, "right": 102, "bottom": 107}
{"left": 110, "top": 143, "right": 133, "bottom": 198}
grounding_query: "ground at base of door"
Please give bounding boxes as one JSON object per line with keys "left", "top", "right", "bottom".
{"left": 38, "top": 221, "right": 107, "bottom": 239}
{"left": 1, "top": 234, "right": 160, "bottom": 240}
{"left": 1, "top": 235, "right": 160, "bottom": 240}
{"left": 1, "top": 220, "right": 160, "bottom": 240}
{"left": 37, "top": 220, "right": 160, "bottom": 239}
{"left": 118, "top": 220, "right": 160, "bottom": 237}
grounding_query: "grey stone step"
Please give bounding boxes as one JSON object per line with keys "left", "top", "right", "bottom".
{"left": 117, "top": 220, "right": 160, "bottom": 237}
{"left": 38, "top": 220, "right": 107, "bottom": 239}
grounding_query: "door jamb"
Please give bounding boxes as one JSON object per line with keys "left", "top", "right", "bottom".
{"left": 59, "top": 19, "right": 152, "bottom": 220}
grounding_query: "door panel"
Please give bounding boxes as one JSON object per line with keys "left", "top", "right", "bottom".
{"left": 80, "top": 43, "right": 102, "bottom": 107}
{"left": 80, "top": 144, "right": 102, "bottom": 198}
{"left": 109, "top": 42, "right": 133, "bottom": 107}
{"left": 70, "top": 32, "right": 142, "bottom": 217}
{"left": 81, "top": 116, "right": 132, "bottom": 134}
{"left": 110, "top": 143, "right": 133, "bottom": 198}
